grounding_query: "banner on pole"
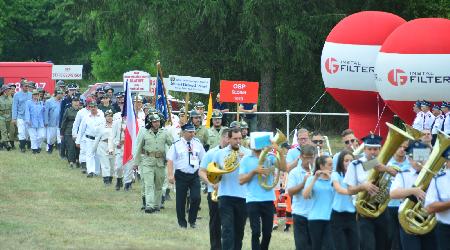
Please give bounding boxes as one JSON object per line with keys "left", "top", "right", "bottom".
{"left": 123, "top": 70, "right": 151, "bottom": 92}
{"left": 219, "top": 80, "right": 259, "bottom": 103}
{"left": 167, "top": 75, "right": 210, "bottom": 94}
{"left": 52, "top": 65, "right": 83, "bottom": 80}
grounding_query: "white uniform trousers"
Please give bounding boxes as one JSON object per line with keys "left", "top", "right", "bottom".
{"left": 85, "top": 137, "right": 97, "bottom": 174}
{"left": 95, "top": 155, "right": 101, "bottom": 175}
{"left": 46, "top": 127, "right": 60, "bottom": 145}
{"left": 78, "top": 138, "right": 87, "bottom": 163}
{"left": 123, "top": 161, "right": 135, "bottom": 184}
{"left": 97, "top": 141, "right": 114, "bottom": 177}
{"left": 28, "top": 127, "right": 45, "bottom": 149}
{"left": 17, "top": 119, "right": 29, "bottom": 140}
{"left": 114, "top": 148, "right": 124, "bottom": 178}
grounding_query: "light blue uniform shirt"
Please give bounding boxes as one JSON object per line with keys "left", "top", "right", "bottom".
{"left": 213, "top": 145, "right": 251, "bottom": 199}
{"left": 12, "top": 91, "right": 32, "bottom": 120}
{"left": 25, "top": 100, "right": 44, "bottom": 128}
{"left": 305, "top": 176, "right": 335, "bottom": 220}
{"left": 44, "top": 98, "right": 62, "bottom": 127}
{"left": 387, "top": 157, "right": 411, "bottom": 207}
{"left": 200, "top": 146, "right": 221, "bottom": 192}
{"left": 331, "top": 172, "right": 355, "bottom": 213}
{"left": 239, "top": 153, "right": 276, "bottom": 203}
{"left": 286, "top": 146, "right": 303, "bottom": 169}
{"left": 286, "top": 166, "right": 313, "bottom": 217}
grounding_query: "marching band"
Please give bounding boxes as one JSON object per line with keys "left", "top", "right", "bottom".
{"left": 3, "top": 80, "right": 450, "bottom": 250}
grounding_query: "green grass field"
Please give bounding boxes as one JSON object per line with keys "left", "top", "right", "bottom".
{"left": 0, "top": 149, "right": 296, "bottom": 250}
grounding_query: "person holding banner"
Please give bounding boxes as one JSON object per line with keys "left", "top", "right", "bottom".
{"left": 167, "top": 123, "right": 205, "bottom": 228}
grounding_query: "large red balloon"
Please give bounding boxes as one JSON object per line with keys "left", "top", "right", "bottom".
{"left": 321, "top": 11, "right": 406, "bottom": 139}
{"left": 375, "top": 18, "right": 450, "bottom": 124}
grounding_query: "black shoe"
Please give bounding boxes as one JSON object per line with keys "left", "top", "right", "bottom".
{"left": 5, "top": 144, "right": 11, "bottom": 151}
{"left": 284, "top": 224, "right": 291, "bottom": 232}
{"left": 32, "top": 149, "right": 37, "bottom": 154}
{"left": 0, "top": 143, "right": 5, "bottom": 150}
{"left": 87, "top": 173, "right": 94, "bottom": 178}
{"left": 108, "top": 176, "right": 113, "bottom": 184}
{"left": 115, "top": 178, "right": 123, "bottom": 191}
{"left": 103, "top": 177, "right": 109, "bottom": 184}
{"left": 189, "top": 223, "right": 196, "bottom": 229}
{"left": 80, "top": 163, "right": 87, "bottom": 174}
{"left": 47, "top": 144, "right": 53, "bottom": 154}
{"left": 141, "top": 196, "right": 146, "bottom": 210}
{"left": 36, "top": 148, "right": 41, "bottom": 153}
{"left": 10, "top": 141, "right": 15, "bottom": 150}
{"left": 144, "top": 208, "right": 156, "bottom": 214}
{"left": 272, "top": 224, "right": 278, "bottom": 231}
{"left": 179, "top": 224, "right": 187, "bottom": 229}
{"left": 26, "top": 140, "right": 31, "bottom": 150}
{"left": 19, "top": 140, "right": 26, "bottom": 152}
{"left": 165, "top": 189, "right": 172, "bottom": 201}
{"left": 124, "top": 182, "right": 132, "bottom": 191}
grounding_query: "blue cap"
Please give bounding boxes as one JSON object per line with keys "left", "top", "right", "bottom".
{"left": 421, "top": 100, "right": 431, "bottom": 107}
{"left": 441, "top": 102, "right": 449, "bottom": 109}
{"left": 443, "top": 147, "right": 450, "bottom": 160}
{"left": 406, "top": 140, "right": 428, "bottom": 154}
{"left": 362, "top": 134, "right": 382, "bottom": 147}
{"left": 415, "top": 100, "right": 422, "bottom": 107}
{"left": 432, "top": 105, "right": 441, "bottom": 111}
{"left": 181, "top": 123, "right": 195, "bottom": 132}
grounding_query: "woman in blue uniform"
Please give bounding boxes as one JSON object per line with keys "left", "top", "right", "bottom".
{"left": 303, "top": 155, "right": 335, "bottom": 250}
{"left": 331, "top": 150, "right": 359, "bottom": 250}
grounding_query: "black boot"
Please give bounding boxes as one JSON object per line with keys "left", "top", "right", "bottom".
{"left": 165, "top": 189, "right": 172, "bottom": 201}
{"left": 124, "top": 182, "right": 132, "bottom": 191}
{"left": 36, "top": 148, "right": 41, "bottom": 153}
{"left": 19, "top": 140, "right": 26, "bottom": 153}
{"left": 4, "top": 142, "right": 11, "bottom": 151}
{"left": 141, "top": 196, "right": 146, "bottom": 210}
{"left": 32, "top": 149, "right": 37, "bottom": 154}
{"left": 10, "top": 141, "right": 15, "bottom": 150}
{"left": 160, "top": 195, "right": 165, "bottom": 210}
{"left": 108, "top": 176, "right": 113, "bottom": 184}
{"left": 80, "top": 162, "right": 87, "bottom": 174}
{"left": 103, "top": 177, "right": 109, "bottom": 184}
{"left": 0, "top": 142, "right": 4, "bottom": 150}
{"left": 48, "top": 144, "right": 53, "bottom": 154}
{"left": 115, "top": 178, "right": 123, "bottom": 191}
{"left": 26, "top": 140, "right": 31, "bottom": 150}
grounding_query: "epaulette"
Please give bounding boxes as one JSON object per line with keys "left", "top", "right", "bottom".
{"left": 172, "top": 139, "right": 181, "bottom": 145}
{"left": 352, "top": 159, "right": 362, "bottom": 166}
{"left": 192, "top": 138, "right": 201, "bottom": 143}
{"left": 400, "top": 169, "right": 410, "bottom": 173}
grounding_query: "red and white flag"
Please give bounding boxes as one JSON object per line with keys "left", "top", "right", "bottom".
{"left": 122, "top": 80, "right": 139, "bottom": 165}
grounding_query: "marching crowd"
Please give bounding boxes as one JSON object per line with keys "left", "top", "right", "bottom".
{"left": 1, "top": 79, "right": 450, "bottom": 250}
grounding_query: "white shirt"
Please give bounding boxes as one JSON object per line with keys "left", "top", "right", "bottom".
{"left": 72, "top": 108, "right": 89, "bottom": 138}
{"left": 344, "top": 156, "right": 370, "bottom": 187}
{"left": 444, "top": 112, "right": 450, "bottom": 135}
{"left": 390, "top": 168, "right": 420, "bottom": 210}
{"left": 166, "top": 137, "right": 205, "bottom": 174}
{"left": 425, "top": 168, "right": 450, "bottom": 225}
{"left": 423, "top": 111, "right": 434, "bottom": 130}
{"left": 112, "top": 118, "right": 125, "bottom": 149}
{"left": 412, "top": 111, "right": 424, "bottom": 131}
{"left": 136, "top": 110, "right": 145, "bottom": 128}
{"left": 432, "top": 114, "right": 445, "bottom": 135}
{"left": 76, "top": 113, "right": 106, "bottom": 144}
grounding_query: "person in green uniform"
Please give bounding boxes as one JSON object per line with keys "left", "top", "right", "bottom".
{"left": 240, "top": 120, "right": 251, "bottom": 148}
{"left": 133, "top": 113, "right": 173, "bottom": 213}
{"left": 190, "top": 109, "right": 209, "bottom": 150}
{"left": 207, "top": 110, "right": 226, "bottom": 149}
{"left": 60, "top": 96, "right": 81, "bottom": 168}
{"left": 0, "top": 85, "right": 13, "bottom": 150}
{"left": 98, "top": 94, "right": 113, "bottom": 113}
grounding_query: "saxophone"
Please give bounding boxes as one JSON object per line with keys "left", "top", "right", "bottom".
{"left": 398, "top": 132, "right": 450, "bottom": 235}
{"left": 207, "top": 149, "right": 241, "bottom": 202}
{"left": 355, "top": 123, "right": 414, "bottom": 218}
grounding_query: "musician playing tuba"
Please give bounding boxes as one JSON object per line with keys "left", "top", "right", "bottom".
{"left": 344, "top": 133, "right": 404, "bottom": 250}
{"left": 238, "top": 131, "right": 288, "bottom": 250}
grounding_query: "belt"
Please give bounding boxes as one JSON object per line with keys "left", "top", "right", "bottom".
{"left": 100, "top": 139, "right": 108, "bottom": 142}
{"left": 85, "top": 135, "right": 95, "bottom": 140}
{"left": 144, "top": 151, "right": 165, "bottom": 158}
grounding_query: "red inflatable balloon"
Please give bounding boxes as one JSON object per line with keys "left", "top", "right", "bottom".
{"left": 375, "top": 18, "right": 450, "bottom": 124}
{"left": 321, "top": 11, "right": 406, "bottom": 139}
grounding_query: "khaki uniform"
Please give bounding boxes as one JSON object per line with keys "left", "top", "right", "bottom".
{"left": 207, "top": 126, "right": 226, "bottom": 149}
{"left": 134, "top": 128, "right": 173, "bottom": 209}
{"left": 241, "top": 136, "right": 251, "bottom": 148}
{"left": 195, "top": 125, "right": 209, "bottom": 146}
{"left": 0, "top": 95, "right": 13, "bottom": 143}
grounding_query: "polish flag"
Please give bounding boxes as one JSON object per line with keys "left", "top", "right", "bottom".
{"left": 122, "top": 80, "right": 139, "bottom": 165}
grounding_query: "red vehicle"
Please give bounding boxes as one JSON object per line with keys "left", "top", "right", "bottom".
{"left": 0, "top": 62, "right": 55, "bottom": 93}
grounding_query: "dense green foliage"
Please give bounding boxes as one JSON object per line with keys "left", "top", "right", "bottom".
{"left": 1, "top": 0, "right": 449, "bottom": 130}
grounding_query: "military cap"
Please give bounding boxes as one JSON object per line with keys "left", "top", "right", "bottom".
{"left": 361, "top": 134, "right": 382, "bottom": 148}
{"left": 115, "top": 91, "right": 125, "bottom": 97}
{"left": 88, "top": 101, "right": 97, "bottom": 107}
{"left": 103, "top": 85, "right": 113, "bottom": 92}
{"left": 441, "top": 102, "right": 449, "bottom": 109}
{"left": 421, "top": 100, "right": 431, "bottom": 107}
{"left": 72, "top": 96, "right": 80, "bottom": 102}
{"left": 211, "top": 110, "right": 223, "bottom": 119}
{"left": 181, "top": 123, "right": 195, "bottom": 132}
{"left": 67, "top": 83, "right": 78, "bottom": 90}
{"left": 414, "top": 100, "right": 421, "bottom": 107}
{"left": 195, "top": 101, "right": 205, "bottom": 108}
{"left": 179, "top": 107, "right": 186, "bottom": 115}
{"left": 432, "top": 105, "right": 441, "bottom": 111}
{"left": 101, "top": 94, "right": 111, "bottom": 99}
{"left": 31, "top": 89, "right": 39, "bottom": 95}
{"left": 56, "top": 80, "right": 65, "bottom": 87}
{"left": 190, "top": 109, "right": 201, "bottom": 118}
{"left": 7, "top": 83, "right": 16, "bottom": 89}
{"left": 406, "top": 140, "right": 428, "bottom": 155}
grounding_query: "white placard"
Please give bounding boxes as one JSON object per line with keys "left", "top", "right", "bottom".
{"left": 52, "top": 65, "right": 83, "bottom": 80}
{"left": 167, "top": 75, "right": 210, "bottom": 94}
{"left": 138, "top": 77, "right": 170, "bottom": 96}
{"left": 123, "top": 70, "right": 151, "bottom": 92}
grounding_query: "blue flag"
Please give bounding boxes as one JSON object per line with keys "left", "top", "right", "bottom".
{"left": 156, "top": 73, "right": 168, "bottom": 120}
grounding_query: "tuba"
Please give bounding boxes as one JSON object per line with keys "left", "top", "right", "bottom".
{"left": 404, "top": 123, "right": 425, "bottom": 140}
{"left": 257, "top": 129, "right": 288, "bottom": 190}
{"left": 355, "top": 123, "right": 414, "bottom": 218}
{"left": 207, "top": 149, "right": 241, "bottom": 202}
{"left": 398, "top": 132, "right": 450, "bottom": 235}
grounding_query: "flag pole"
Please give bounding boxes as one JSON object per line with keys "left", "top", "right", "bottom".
{"left": 236, "top": 103, "right": 240, "bottom": 121}
{"left": 156, "top": 61, "right": 172, "bottom": 125}
{"left": 184, "top": 92, "right": 190, "bottom": 124}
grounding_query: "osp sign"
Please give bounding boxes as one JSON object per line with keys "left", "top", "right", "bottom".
{"left": 219, "top": 80, "right": 259, "bottom": 103}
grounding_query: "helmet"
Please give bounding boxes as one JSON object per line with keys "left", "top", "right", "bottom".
{"left": 103, "top": 85, "right": 112, "bottom": 91}
{"left": 56, "top": 80, "right": 65, "bottom": 87}
{"left": 67, "top": 83, "right": 78, "bottom": 90}
{"left": 1, "top": 85, "right": 9, "bottom": 93}
{"left": 27, "top": 81, "right": 36, "bottom": 89}
{"left": 147, "top": 113, "right": 161, "bottom": 122}
{"left": 240, "top": 120, "right": 249, "bottom": 129}
{"left": 211, "top": 110, "right": 223, "bottom": 119}
{"left": 37, "top": 87, "right": 45, "bottom": 93}
{"left": 190, "top": 109, "right": 201, "bottom": 118}
{"left": 195, "top": 101, "right": 205, "bottom": 108}
{"left": 105, "top": 109, "right": 114, "bottom": 117}
{"left": 229, "top": 121, "right": 241, "bottom": 128}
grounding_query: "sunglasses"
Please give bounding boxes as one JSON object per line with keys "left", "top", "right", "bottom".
{"left": 344, "top": 139, "right": 356, "bottom": 145}
{"left": 312, "top": 140, "right": 323, "bottom": 144}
